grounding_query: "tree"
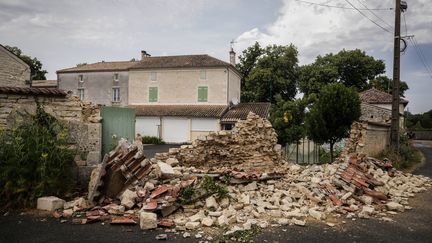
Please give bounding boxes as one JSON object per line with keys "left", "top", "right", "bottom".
{"left": 306, "top": 83, "right": 361, "bottom": 162}
{"left": 237, "top": 42, "right": 299, "bottom": 103}
{"left": 270, "top": 95, "right": 308, "bottom": 145}
{"left": 5, "top": 46, "right": 47, "bottom": 80}
{"left": 370, "top": 76, "right": 409, "bottom": 96}
{"left": 299, "top": 49, "right": 385, "bottom": 96}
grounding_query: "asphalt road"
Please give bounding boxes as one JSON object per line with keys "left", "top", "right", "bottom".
{"left": 1, "top": 142, "right": 432, "bottom": 243}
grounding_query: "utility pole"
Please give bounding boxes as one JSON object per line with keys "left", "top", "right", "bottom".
{"left": 391, "top": 0, "right": 401, "bottom": 149}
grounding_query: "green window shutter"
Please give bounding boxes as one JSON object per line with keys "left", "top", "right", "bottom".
{"left": 149, "top": 87, "right": 158, "bottom": 102}
{"left": 198, "top": 86, "right": 208, "bottom": 102}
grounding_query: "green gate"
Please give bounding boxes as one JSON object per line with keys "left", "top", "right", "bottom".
{"left": 101, "top": 106, "right": 135, "bottom": 156}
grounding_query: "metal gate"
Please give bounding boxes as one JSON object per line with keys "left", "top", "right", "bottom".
{"left": 101, "top": 106, "right": 135, "bottom": 156}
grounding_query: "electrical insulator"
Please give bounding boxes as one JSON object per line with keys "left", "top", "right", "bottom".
{"left": 401, "top": 1, "right": 408, "bottom": 12}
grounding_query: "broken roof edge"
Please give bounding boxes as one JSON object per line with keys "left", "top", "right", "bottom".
{"left": 0, "top": 85, "right": 68, "bottom": 97}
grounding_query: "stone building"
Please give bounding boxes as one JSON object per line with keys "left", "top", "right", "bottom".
{"left": 0, "top": 44, "right": 30, "bottom": 87}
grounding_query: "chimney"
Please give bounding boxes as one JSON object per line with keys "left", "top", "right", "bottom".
{"left": 229, "top": 47, "right": 236, "bottom": 66}
{"left": 141, "top": 50, "right": 151, "bottom": 60}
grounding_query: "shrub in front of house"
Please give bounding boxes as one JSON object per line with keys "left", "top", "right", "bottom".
{"left": 0, "top": 105, "right": 74, "bottom": 208}
{"left": 142, "top": 136, "right": 166, "bottom": 145}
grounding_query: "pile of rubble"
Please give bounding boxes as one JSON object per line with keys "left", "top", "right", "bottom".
{"left": 155, "top": 112, "right": 282, "bottom": 171}
{"left": 38, "top": 112, "right": 431, "bottom": 239}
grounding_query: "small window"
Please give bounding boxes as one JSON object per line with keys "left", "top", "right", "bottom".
{"left": 78, "top": 75, "right": 83, "bottom": 82}
{"left": 149, "top": 87, "right": 158, "bottom": 102}
{"left": 200, "top": 70, "right": 206, "bottom": 80}
{"left": 78, "top": 88, "right": 84, "bottom": 100}
{"left": 198, "top": 86, "right": 208, "bottom": 102}
{"left": 150, "top": 72, "right": 157, "bottom": 81}
{"left": 114, "top": 73, "right": 119, "bottom": 81}
{"left": 112, "top": 88, "right": 120, "bottom": 102}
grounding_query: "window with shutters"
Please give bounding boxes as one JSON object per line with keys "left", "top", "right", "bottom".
{"left": 200, "top": 70, "right": 206, "bottom": 80}
{"left": 112, "top": 87, "right": 120, "bottom": 102}
{"left": 149, "top": 87, "right": 158, "bottom": 102}
{"left": 198, "top": 86, "right": 208, "bottom": 102}
{"left": 78, "top": 88, "right": 84, "bottom": 100}
{"left": 150, "top": 72, "right": 157, "bottom": 81}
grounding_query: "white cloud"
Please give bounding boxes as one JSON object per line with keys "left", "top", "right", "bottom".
{"left": 235, "top": 0, "right": 431, "bottom": 64}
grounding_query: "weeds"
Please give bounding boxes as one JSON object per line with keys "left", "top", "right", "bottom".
{"left": 215, "top": 225, "right": 261, "bottom": 243}
{"left": 142, "top": 136, "right": 165, "bottom": 145}
{"left": 177, "top": 175, "right": 228, "bottom": 205}
{"left": 0, "top": 104, "right": 74, "bottom": 208}
{"left": 379, "top": 135, "right": 422, "bottom": 170}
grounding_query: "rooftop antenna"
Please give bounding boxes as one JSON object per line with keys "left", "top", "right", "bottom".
{"left": 230, "top": 39, "right": 237, "bottom": 49}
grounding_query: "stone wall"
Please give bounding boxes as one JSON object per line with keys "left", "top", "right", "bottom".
{"left": 0, "top": 46, "right": 30, "bottom": 87}
{"left": 360, "top": 103, "right": 391, "bottom": 124}
{"left": 343, "top": 121, "right": 390, "bottom": 157}
{"left": 0, "top": 92, "right": 102, "bottom": 187}
{"left": 155, "top": 112, "right": 282, "bottom": 172}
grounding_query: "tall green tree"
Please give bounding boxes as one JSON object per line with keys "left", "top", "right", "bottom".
{"left": 270, "top": 95, "right": 309, "bottom": 144}
{"left": 5, "top": 45, "right": 47, "bottom": 80}
{"left": 237, "top": 42, "right": 299, "bottom": 103}
{"left": 299, "top": 49, "right": 385, "bottom": 96}
{"left": 370, "top": 76, "right": 409, "bottom": 96}
{"left": 306, "top": 83, "right": 361, "bottom": 162}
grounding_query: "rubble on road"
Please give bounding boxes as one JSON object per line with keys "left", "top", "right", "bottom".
{"left": 44, "top": 112, "right": 431, "bottom": 238}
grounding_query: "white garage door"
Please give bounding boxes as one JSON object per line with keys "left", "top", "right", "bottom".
{"left": 162, "top": 117, "right": 189, "bottom": 143}
{"left": 136, "top": 116, "right": 160, "bottom": 137}
{"left": 191, "top": 118, "right": 219, "bottom": 131}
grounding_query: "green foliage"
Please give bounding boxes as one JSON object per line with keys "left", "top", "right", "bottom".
{"left": 306, "top": 83, "right": 361, "bottom": 162}
{"left": 0, "top": 105, "right": 74, "bottom": 208}
{"left": 299, "top": 49, "right": 385, "bottom": 96}
{"left": 236, "top": 42, "right": 299, "bottom": 103}
{"left": 369, "top": 76, "right": 409, "bottom": 96}
{"left": 142, "top": 136, "right": 165, "bottom": 144}
{"left": 379, "top": 136, "right": 422, "bottom": 169}
{"left": 319, "top": 147, "right": 343, "bottom": 164}
{"left": 5, "top": 45, "right": 48, "bottom": 80}
{"left": 177, "top": 176, "right": 228, "bottom": 205}
{"left": 215, "top": 225, "right": 261, "bottom": 243}
{"left": 406, "top": 110, "right": 432, "bottom": 130}
{"left": 270, "top": 95, "right": 309, "bottom": 144}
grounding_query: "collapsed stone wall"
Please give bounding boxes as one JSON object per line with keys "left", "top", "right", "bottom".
{"left": 156, "top": 112, "right": 282, "bottom": 172}
{"left": 0, "top": 93, "right": 102, "bottom": 186}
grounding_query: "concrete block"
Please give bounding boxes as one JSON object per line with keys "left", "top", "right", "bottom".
{"left": 37, "top": 196, "right": 65, "bottom": 211}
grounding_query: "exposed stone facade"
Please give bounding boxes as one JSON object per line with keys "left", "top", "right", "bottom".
{"left": 360, "top": 103, "right": 391, "bottom": 124}
{"left": 0, "top": 45, "right": 30, "bottom": 87}
{"left": 155, "top": 112, "right": 282, "bottom": 171}
{"left": 0, "top": 91, "right": 102, "bottom": 186}
{"left": 343, "top": 121, "right": 390, "bottom": 157}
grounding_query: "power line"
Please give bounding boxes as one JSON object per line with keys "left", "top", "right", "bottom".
{"left": 293, "top": 0, "right": 392, "bottom": 11}
{"left": 408, "top": 36, "right": 432, "bottom": 79}
{"left": 344, "top": 0, "right": 392, "bottom": 34}
{"left": 356, "top": 0, "right": 393, "bottom": 29}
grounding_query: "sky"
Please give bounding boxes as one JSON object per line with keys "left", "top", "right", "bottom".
{"left": 0, "top": 0, "right": 431, "bottom": 113}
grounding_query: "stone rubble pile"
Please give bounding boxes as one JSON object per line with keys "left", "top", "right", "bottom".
{"left": 155, "top": 112, "right": 282, "bottom": 172}
{"left": 37, "top": 113, "right": 432, "bottom": 240}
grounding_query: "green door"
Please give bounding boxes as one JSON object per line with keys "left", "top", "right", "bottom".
{"left": 101, "top": 106, "right": 135, "bottom": 156}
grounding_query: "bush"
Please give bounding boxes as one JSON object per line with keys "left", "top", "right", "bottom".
{"left": 0, "top": 105, "right": 74, "bottom": 208}
{"left": 379, "top": 135, "right": 422, "bottom": 170}
{"left": 142, "top": 136, "right": 165, "bottom": 145}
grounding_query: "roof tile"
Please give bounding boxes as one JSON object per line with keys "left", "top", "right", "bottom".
{"left": 0, "top": 86, "right": 67, "bottom": 97}
{"left": 131, "top": 105, "right": 228, "bottom": 118}
{"left": 360, "top": 88, "right": 408, "bottom": 104}
{"left": 221, "top": 103, "right": 271, "bottom": 122}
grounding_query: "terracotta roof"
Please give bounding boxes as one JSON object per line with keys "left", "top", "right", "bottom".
{"left": 221, "top": 103, "right": 271, "bottom": 123}
{"left": 57, "top": 61, "right": 136, "bottom": 73}
{"left": 0, "top": 86, "right": 67, "bottom": 97}
{"left": 32, "top": 80, "right": 58, "bottom": 88}
{"left": 129, "top": 55, "right": 233, "bottom": 70}
{"left": 360, "top": 88, "right": 408, "bottom": 104}
{"left": 131, "top": 105, "right": 228, "bottom": 118}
